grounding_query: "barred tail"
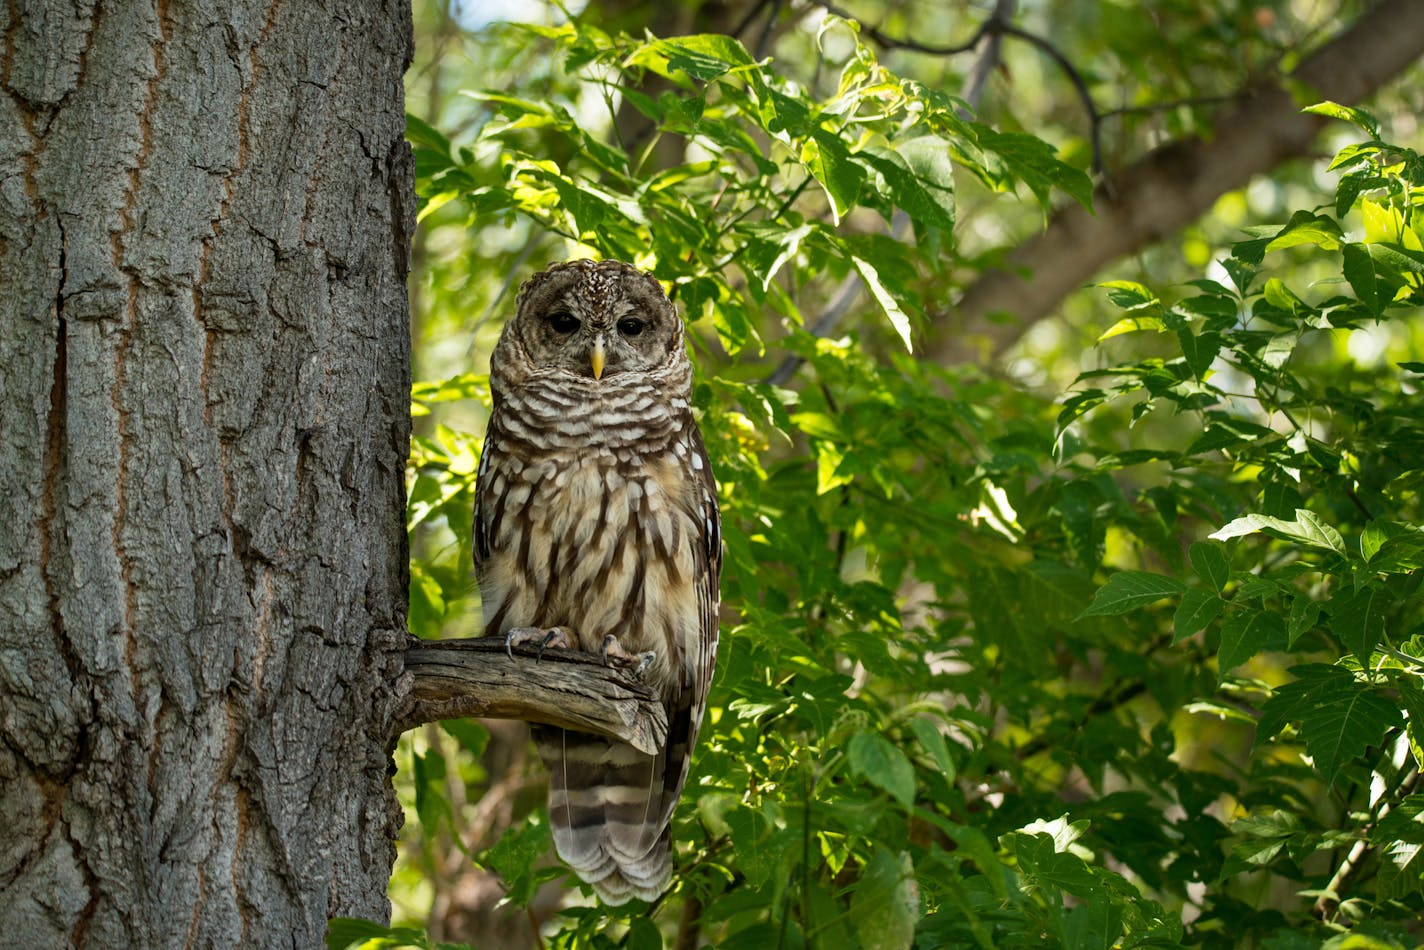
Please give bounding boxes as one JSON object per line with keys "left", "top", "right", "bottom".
{"left": 536, "top": 725, "right": 674, "bottom": 905}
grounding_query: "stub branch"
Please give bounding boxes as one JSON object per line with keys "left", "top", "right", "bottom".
{"left": 394, "top": 638, "right": 668, "bottom": 755}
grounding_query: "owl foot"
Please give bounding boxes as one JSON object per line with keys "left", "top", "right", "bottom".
{"left": 505, "top": 626, "right": 576, "bottom": 661}
{"left": 600, "top": 634, "right": 656, "bottom": 676}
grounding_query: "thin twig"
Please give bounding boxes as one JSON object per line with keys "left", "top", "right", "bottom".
{"left": 995, "top": 22, "right": 1103, "bottom": 173}
{"left": 1100, "top": 95, "right": 1234, "bottom": 119}
{"left": 755, "top": 0, "right": 784, "bottom": 59}
{"left": 730, "top": 0, "right": 777, "bottom": 41}
{"left": 1314, "top": 764, "right": 1420, "bottom": 919}
{"left": 813, "top": 0, "right": 988, "bottom": 56}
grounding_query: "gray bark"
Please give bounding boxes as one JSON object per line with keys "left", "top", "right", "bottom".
{"left": 398, "top": 639, "right": 669, "bottom": 755}
{"left": 0, "top": 0, "right": 414, "bottom": 946}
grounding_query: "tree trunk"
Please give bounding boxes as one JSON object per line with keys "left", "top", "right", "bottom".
{"left": 0, "top": 0, "right": 414, "bottom": 945}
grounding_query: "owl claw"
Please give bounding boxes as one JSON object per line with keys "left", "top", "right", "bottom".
{"left": 601, "top": 634, "right": 656, "bottom": 676}
{"left": 505, "top": 626, "right": 575, "bottom": 661}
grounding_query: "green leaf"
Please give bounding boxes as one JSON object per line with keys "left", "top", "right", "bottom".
{"left": 848, "top": 731, "right": 917, "bottom": 807}
{"left": 327, "top": 918, "right": 434, "bottom": 950}
{"left": 790, "top": 411, "right": 843, "bottom": 441}
{"left": 627, "top": 34, "right": 757, "bottom": 82}
{"left": 1218, "top": 609, "right": 1284, "bottom": 677}
{"left": 858, "top": 143, "right": 955, "bottom": 234}
{"left": 1371, "top": 242, "right": 1424, "bottom": 277}
{"left": 1098, "top": 280, "right": 1158, "bottom": 310}
{"left": 1303, "top": 100, "right": 1380, "bottom": 136}
{"left": 852, "top": 255, "right": 914, "bottom": 352}
{"left": 1255, "top": 665, "right": 1400, "bottom": 785}
{"left": 801, "top": 129, "right": 865, "bottom": 221}
{"left": 1010, "top": 828, "right": 1098, "bottom": 897}
{"left": 1363, "top": 522, "right": 1424, "bottom": 573}
{"left": 849, "top": 850, "right": 919, "bottom": 950}
{"left": 1174, "top": 589, "right": 1224, "bottom": 642}
{"left": 412, "top": 747, "right": 450, "bottom": 832}
{"left": 814, "top": 440, "right": 854, "bottom": 494}
{"left": 909, "top": 717, "right": 957, "bottom": 783}
{"left": 1287, "top": 596, "right": 1322, "bottom": 648}
{"left": 1372, "top": 534, "right": 1424, "bottom": 574}
{"left": 1209, "top": 509, "right": 1347, "bottom": 557}
{"left": 895, "top": 136, "right": 957, "bottom": 229}
{"left": 1265, "top": 210, "right": 1343, "bottom": 252}
{"left": 726, "top": 805, "right": 777, "bottom": 888}
{"left": 627, "top": 917, "right": 664, "bottom": 950}
{"left": 1342, "top": 242, "right": 1382, "bottom": 315}
{"left": 1178, "top": 328, "right": 1223, "bottom": 379}
{"left": 439, "top": 719, "right": 489, "bottom": 759}
{"left": 1220, "top": 810, "right": 1300, "bottom": 878}
{"left": 1187, "top": 419, "right": 1275, "bottom": 455}
{"left": 1262, "top": 277, "right": 1307, "bottom": 316}
{"left": 1372, "top": 795, "right": 1424, "bottom": 900}
{"left": 1401, "top": 686, "right": 1424, "bottom": 781}
{"left": 1189, "top": 541, "right": 1230, "bottom": 593}
{"left": 481, "top": 816, "right": 552, "bottom": 905}
{"left": 406, "top": 113, "right": 452, "bottom": 158}
{"left": 1256, "top": 664, "right": 1347, "bottom": 744}
{"left": 1328, "top": 583, "right": 1388, "bottom": 664}
{"left": 1299, "top": 684, "right": 1401, "bottom": 786}
{"left": 1362, "top": 520, "right": 1404, "bottom": 561}
{"left": 976, "top": 126, "right": 1094, "bottom": 208}
{"left": 1099, "top": 315, "right": 1166, "bottom": 341}
{"left": 1080, "top": 571, "right": 1186, "bottom": 617}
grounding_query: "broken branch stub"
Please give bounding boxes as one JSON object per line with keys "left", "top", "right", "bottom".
{"left": 395, "top": 638, "right": 668, "bottom": 755}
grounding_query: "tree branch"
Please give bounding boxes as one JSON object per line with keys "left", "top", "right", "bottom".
{"left": 393, "top": 638, "right": 669, "bottom": 755}
{"left": 934, "top": 0, "right": 1424, "bottom": 362}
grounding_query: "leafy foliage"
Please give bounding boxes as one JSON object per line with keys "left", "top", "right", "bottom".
{"left": 380, "top": 6, "right": 1424, "bottom": 949}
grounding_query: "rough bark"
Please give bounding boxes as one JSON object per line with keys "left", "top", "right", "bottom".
{"left": 931, "top": 0, "right": 1424, "bottom": 361}
{"left": 0, "top": 0, "right": 414, "bottom": 946}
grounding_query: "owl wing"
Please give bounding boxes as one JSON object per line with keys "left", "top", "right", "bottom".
{"left": 472, "top": 408, "right": 501, "bottom": 570}
{"left": 656, "top": 420, "right": 721, "bottom": 829}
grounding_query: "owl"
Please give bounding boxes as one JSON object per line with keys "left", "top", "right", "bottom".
{"left": 473, "top": 259, "right": 721, "bottom": 905}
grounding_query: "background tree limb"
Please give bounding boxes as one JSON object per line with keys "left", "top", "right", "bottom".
{"left": 396, "top": 638, "right": 669, "bottom": 755}
{"left": 934, "top": 0, "right": 1424, "bottom": 361}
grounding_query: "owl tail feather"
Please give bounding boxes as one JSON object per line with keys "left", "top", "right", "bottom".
{"left": 537, "top": 726, "right": 675, "bottom": 906}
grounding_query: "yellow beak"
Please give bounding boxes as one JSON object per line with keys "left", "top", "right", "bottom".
{"left": 591, "top": 335, "right": 606, "bottom": 380}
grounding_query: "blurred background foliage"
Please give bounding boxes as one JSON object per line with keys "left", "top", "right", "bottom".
{"left": 375, "top": 1, "right": 1424, "bottom": 947}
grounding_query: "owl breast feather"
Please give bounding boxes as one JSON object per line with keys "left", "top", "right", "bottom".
{"left": 478, "top": 399, "right": 702, "bottom": 700}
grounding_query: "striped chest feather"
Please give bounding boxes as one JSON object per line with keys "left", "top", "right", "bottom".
{"left": 476, "top": 446, "right": 700, "bottom": 693}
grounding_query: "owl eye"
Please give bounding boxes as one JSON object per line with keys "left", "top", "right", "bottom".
{"left": 617, "top": 318, "right": 645, "bottom": 337}
{"left": 546, "top": 310, "right": 580, "bottom": 334}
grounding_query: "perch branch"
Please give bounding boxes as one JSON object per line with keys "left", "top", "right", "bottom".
{"left": 394, "top": 638, "right": 668, "bottom": 755}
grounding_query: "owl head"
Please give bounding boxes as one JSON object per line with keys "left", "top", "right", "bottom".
{"left": 493, "top": 260, "right": 686, "bottom": 393}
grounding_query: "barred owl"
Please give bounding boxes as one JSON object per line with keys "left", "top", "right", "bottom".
{"left": 473, "top": 259, "right": 721, "bottom": 904}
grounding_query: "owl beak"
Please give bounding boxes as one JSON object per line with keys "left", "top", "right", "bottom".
{"left": 590, "top": 334, "right": 606, "bottom": 380}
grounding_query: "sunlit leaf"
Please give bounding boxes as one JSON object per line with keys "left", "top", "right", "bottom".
{"left": 848, "top": 731, "right": 916, "bottom": 807}
{"left": 1080, "top": 571, "right": 1185, "bottom": 617}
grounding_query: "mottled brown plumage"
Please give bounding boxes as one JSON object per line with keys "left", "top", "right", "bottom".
{"left": 473, "top": 259, "right": 721, "bottom": 904}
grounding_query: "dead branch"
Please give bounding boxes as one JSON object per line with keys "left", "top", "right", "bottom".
{"left": 394, "top": 638, "right": 668, "bottom": 755}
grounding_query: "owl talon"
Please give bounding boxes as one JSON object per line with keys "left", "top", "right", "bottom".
{"left": 601, "top": 634, "right": 656, "bottom": 675}
{"left": 505, "top": 626, "right": 575, "bottom": 661}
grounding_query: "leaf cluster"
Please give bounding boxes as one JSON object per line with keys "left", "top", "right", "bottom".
{"left": 383, "top": 11, "right": 1424, "bottom": 949}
